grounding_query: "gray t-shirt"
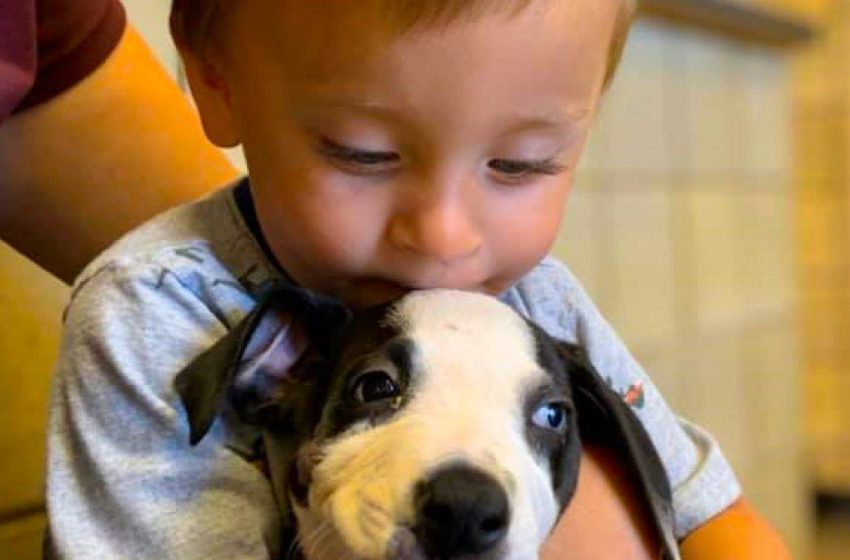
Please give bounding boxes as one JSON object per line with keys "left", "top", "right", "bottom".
{"left": 45, "top": 181, "right": 740, "bottom": 559}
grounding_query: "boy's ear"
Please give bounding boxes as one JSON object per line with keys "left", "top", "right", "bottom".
{"left": 558, "top": 342, "right": 681, "bottom": 560}
{"left": 179, "top": 48, "right": 241, "bottom": 148}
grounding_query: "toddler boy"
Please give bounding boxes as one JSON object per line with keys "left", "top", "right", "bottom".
{"left": 45, "top": 1, "right": 784, "bottom": 558}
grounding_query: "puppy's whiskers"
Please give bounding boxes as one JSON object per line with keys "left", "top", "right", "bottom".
{"left": 285, "top": 532, "right": 304, "bottom": 560}
{"left": 357, "top": 494, "right": 391, "bottom": 544}
{"left": 302, "top": 520, "right": 335, "bottom": 560}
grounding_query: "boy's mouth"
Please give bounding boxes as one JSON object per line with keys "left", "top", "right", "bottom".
{"left": 347, "top": 276, "right": 502, "bottom": 309}
{"left": 352, "top": 278, "right": 428, "bottom": 305}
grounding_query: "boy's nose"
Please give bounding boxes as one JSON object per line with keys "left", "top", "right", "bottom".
{"left": 387, "top": 196, "right": 483, "bottom": 263}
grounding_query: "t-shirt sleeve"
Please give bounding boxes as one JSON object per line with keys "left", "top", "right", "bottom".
{"left": 14, "top": 0, "right": 126, "bottom": 113}
{"left": 45, "top": 261, "right": 281, "bottom": 559}
{"left": 508, "top": 258, "right": 742, "bottom": 539}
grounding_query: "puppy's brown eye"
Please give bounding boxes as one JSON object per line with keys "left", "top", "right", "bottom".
{"left": 352, "top": 370, "right": 400, "bottom": 403}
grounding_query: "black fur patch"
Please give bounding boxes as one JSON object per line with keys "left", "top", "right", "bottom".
{"left": 526, "top": 324, "right": 583, "bottom": 509}
{"left": 315, "top": 306, "right": 418, "bottom": 441}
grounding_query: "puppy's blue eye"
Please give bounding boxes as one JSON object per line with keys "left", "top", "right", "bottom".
{"left": 532, "top": 403, "right": 568, "bottom": 431}
{"left": 352, "top": 370, "right": 400, "bottom": 403}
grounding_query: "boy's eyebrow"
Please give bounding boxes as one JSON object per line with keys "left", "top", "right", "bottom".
{"left": 307, "top": 97, "right": 591, "bottom": 132}
{"left": 504, "top": 107, "right": 592, "bottom": 133}
{"left": 294, "top": 97, "right": 413, "bottom": 124}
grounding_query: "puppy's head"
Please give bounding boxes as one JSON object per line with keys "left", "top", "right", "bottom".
{"left": 176, "top": 286, "right": 677, "bottom": 560}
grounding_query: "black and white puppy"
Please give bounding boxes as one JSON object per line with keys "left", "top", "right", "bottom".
{"left": 176, "top": 286, "right": 681, "bottom": 560}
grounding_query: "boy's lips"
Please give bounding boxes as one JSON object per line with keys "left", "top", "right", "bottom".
{"left": 353, "top": 276, "right": 497, "bottom": 302}
{"left": 357, "top": 279, "right": 411, "bottom": 301}
{"left": 328, "top": 279, "right": 414, "bottom": 309}
{"left": 357, "top": 278, "right": 435, "bottom": 298}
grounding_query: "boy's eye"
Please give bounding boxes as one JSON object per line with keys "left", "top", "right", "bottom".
{"left": 488, "top": 158, "right": 567, "bottom": 181}
{"left": 318, "top": 137, "right": 400, "bottom": 172}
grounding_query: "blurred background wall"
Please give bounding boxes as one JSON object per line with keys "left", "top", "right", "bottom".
{"left": 557, "top": 11, "right": 810, "bottom": 555}
{"left": 3, "top": 1, "right": 850, "bottom": 559}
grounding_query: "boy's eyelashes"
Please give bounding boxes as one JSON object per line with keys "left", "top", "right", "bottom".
{"left": 316, "top": 136, "right": 568, "bottom": 181}
{"left": 488, "top": 158, "right": 568, "bottom": 182}
{"left": 318, "top": 137, "right": 400, "bottom": 168}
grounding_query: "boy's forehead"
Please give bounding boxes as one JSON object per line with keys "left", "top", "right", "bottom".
{"left": 227, "top": 0, "right": 619, "bottom": 86}
{"left": 229, "top": 0, "right": 532, "bottom": 37}
{"left": 225, "top": 1, "right": 395, "bottom": 79}
{"left": 214, "top": 0, "right": 621, "bottom": 147}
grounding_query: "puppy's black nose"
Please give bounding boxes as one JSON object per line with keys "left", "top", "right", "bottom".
{"left": 412, "top": 464, "right": 510, "bottom": 558}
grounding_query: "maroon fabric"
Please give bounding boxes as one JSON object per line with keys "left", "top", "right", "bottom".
{"left": 0, "top": 0, "right": 126, "bottom": 124}
{"left": 0, "top": 0, "right": 37, "bottom": 122}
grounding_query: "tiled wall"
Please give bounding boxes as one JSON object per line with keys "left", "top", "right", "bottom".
{"left": 555, "top": 19, "right": 811, "bottom": 556}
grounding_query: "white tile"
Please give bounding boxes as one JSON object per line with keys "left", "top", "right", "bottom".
{"left": 593, "top": 21, "right": 669, "bottom": 173}
{"left": 677, "top": 335, "right": 753, "bottom": 480}
{"left": 552, "top": 187, "right": 601, "bottom": 299}
{"left": 635, "top": 350, "right": 687, "bottom": 412}
{"left": 688, "top": 188, "right": 747, "bottom": 332}
{"left": 740, "top": 48, "right": 793, "bottom": 175}
{"left": 737, "top": 189, "right": 797, "bottom": 317}
{"left": 576, "top": 124, "right": 605, "bottom": 179}
{"left": 675, "top": 30, "right": 739, "bottom": 172}
{"left": 123, "top": 0, "right": 181, "bottom": 81}
{"left": 749, "top": 325, "right": 803, "bottom": 456}
{"left": 222, "top": 146, "right": 249, "bottom": 176}
{"left": 752, "top": 453, "right": 812, "bottom": 560}
{"left": 657, "top": 25, "right": 696, "bottom": 170}
{"left": 597, "top": 187, "right": 679, "bottom": 351}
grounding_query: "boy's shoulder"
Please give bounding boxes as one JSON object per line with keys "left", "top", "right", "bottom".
{"left": 505, "top": 256, "right": 590, "bottom": 340}
{"left": 515, "top": 257, "right": 582, "bottom": 296}
{"left": 75, "top": 182, "right": 273, "bottom": 286}
{"left": 68, "top": 181, "right": 281, "bottom": 324}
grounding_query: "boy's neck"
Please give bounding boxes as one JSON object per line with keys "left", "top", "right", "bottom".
{"left": 232, "top": 178, "right": 295, "bottom": 286}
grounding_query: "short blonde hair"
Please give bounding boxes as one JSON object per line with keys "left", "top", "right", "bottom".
{"left": 607, "top": 0, "right": 636, "bottom": 86}
{"left": 171, "top": 0, "right": 637, "bottom": 87}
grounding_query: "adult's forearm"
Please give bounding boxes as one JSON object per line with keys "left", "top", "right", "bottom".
{"left": 541, "top": 447, "right": 791, "bottom": 559}
{"left": 0, "top": 25, "right": 238, "bottom": 284}
{"left": 541, "top": 444, "right": 658, "bottom": 559}
{"left": 680, "top": 498, "right": 791, "bottom": 559}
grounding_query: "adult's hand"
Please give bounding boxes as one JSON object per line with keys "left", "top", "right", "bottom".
{"left": 0, "top": 24, "right": 238, "bottom": 283}
{"left": 680, "top": 497, "right": 791, "bottom": 559}
{"left": 541, "top": 445, "right": 790, "bottom": 559}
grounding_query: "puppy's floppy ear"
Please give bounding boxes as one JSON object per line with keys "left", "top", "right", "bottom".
{"left": 558, "top": 342, "right": 681, "bottom": 560}
{"left": 175, "top": 283, "right": 351, "bottom": 445}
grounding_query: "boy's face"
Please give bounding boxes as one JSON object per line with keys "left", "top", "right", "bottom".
{"left": 187, "top": 0, "right": 620, "bottom": 308}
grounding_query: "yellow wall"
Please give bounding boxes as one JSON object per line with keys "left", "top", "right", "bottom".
{"left": 757, "top": 0, "right": 835, "bottom": 22}
{"left": 790, "top": 0, "right": 850, "bottom": 494}
{"left": 0, "top": 242, "right": 68, "bottom": 559}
